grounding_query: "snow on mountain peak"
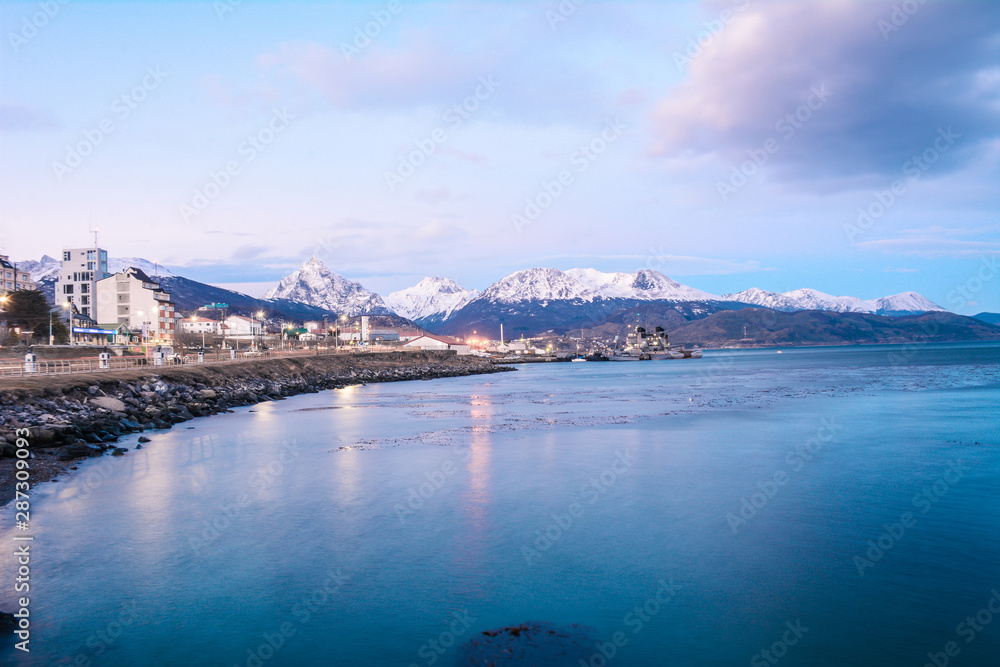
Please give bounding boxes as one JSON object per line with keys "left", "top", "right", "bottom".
{"left": 263, "top": 257, "right": 389, "bottom": 315}
{"left": 385, "top": 276, "right": 478, "bottom": 321}
{"left": 722, "top": 287, "right": 944, "bottom": 315}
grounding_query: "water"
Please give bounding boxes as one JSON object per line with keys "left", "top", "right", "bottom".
{"left": 2, "top": 342, "right": 999, "bottom": 666}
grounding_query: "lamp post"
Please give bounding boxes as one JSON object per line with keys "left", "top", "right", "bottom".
{"left": 256, "top": 310, "right": 264, "bottom": 350}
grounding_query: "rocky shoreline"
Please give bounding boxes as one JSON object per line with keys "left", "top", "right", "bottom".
{"left": 0, "top": 351, "right": 512, "bottom": 507}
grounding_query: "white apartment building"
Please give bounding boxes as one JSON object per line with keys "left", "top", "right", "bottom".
{"left": 0, "top": 254, "right": 36, "bottom": 295}
{"left": 95, "top": 267, "right": 176, "bottom": 342}
{"left": 180, "top": 317, "right": 221, "bottom": 335}
{"left": 55, "top": 246, "right": 110, "bottom": 319}
{"left": 223, "top": 315, "right": 261, "bottom": 340}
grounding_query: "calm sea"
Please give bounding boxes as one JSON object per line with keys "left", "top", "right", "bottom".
{"left": 2, "top": 342, "right": 999, "bottom": 666}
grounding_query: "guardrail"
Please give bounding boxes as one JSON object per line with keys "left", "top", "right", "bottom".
{"left": 0, "top": 345, "right": 413, "bottom": 379}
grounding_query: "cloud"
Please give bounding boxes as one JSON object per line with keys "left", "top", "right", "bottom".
{"left": 648, "top": 0, "right": 1000, "bottom": 185}
{"left": 856, "top": 238, "right": 1000, "bottom": 258}
{"left": 0, "top": 102, "right": 57, "bottom": 131}
{"left": 231, "top": 244, "right": 268, "bottom": 260}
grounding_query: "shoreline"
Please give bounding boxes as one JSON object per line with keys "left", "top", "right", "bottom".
{"left": 0, "top": 351, "right": 512, "bottom": 507}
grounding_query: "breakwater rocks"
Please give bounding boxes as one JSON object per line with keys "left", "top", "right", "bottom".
{"left": 0, "top": 352, "right": 511, "bottom": 503}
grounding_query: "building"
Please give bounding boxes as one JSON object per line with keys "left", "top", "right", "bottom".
{"left": 223, "top": 315, "right": 261, "bottom": 340}
{"left": 402, "top": 334, "right": 471, "bottom": 355}
{"left": 95, "top": 267, "right": 176, "bottom": 343}
{"left": 55, "top": 246, "right": 110, "bottom": 320}
{"left": 369, "top": 329, "right": 400, "bottom": 342}
{"left": 0, "top": 254, "right": 37, "bottom": 296}
{"left": 180, "top": 317, "right": 221, "bottom": 335}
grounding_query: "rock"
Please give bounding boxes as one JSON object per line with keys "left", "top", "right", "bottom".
{"left": 111, "top": 448, "right": 125, "bottom": 456}
{"left": 121, "top": 419, "right": 142, "bottom": 431}
{"left": 87, "top": 385, "right": 100, "bottom": 395}
{"left": 0, "top": 443, "right": 15, "bottom": 458}
{"left": 57, "top": 443, "right": 102, "bottom": 460}
{"left": 90, "top": 396, "right": 126, "bottom": 412}
{"left": 138, "top": 436, "right": 151, "bottom": 443}
{"left": 0, "top": 611, "right": 15, "bottom": 634}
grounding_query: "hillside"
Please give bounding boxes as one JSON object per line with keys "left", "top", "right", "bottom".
{"left": 663, "top": 309, "right": 1000, "bottom": 348}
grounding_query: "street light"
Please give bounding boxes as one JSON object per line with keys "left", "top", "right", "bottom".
{"left": 256, "top": 310, "right": 264, "bottom": 349}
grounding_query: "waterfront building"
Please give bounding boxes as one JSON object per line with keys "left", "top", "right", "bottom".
{"left": 55, "top": 246, "right": 111, "bottom": 320}
{"left": 95, "top": 267, "right": 176, "bottom": 343}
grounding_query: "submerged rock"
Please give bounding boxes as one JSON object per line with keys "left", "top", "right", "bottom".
{"left": 459, "top": 621, "right": 596, "bottom": 665}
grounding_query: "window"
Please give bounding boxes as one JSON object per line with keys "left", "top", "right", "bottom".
{"left": 82, "top": 307, "right": 89, "bottom": 316}
{"left": 81, "top": 296, "right": 89, "bottom": 305}
{"left": 63, "top": 284, "right": 74, "bottom": 294}
{"left": 81, "top": 284, "right": 89, "bottom": 293}
{"left": 87, "top": 250, "right": 96, "bottom": 259}
{"left": 63, "top": 251, "right": 71, "bottom": 261}
{"left": 87, "top": 262, "right": 94, "bottom": 270}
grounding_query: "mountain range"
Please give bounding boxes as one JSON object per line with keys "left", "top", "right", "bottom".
{"left": 16, "top": 254, "right": 980, "bottom": 342}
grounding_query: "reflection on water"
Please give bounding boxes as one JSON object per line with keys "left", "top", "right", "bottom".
{"left": 1, "top": 342, "right": 998, "bottom": 666}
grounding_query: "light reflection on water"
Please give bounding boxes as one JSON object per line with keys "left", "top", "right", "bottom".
{"left": 0, "top": 342, "right": 998, "bottom": 666}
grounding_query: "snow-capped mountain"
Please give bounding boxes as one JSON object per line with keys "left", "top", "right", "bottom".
{"left": 474, "top": 268, "right": 719, "bottom": 304}
{"left": 385, "top": 277, "right": 478, "bottom": 323}
{"left": 16, "top": 255, "right": 61, "bottom": 284}
{"left": 566, "top": 268, "right": 720, "bottom": 301}
{"left": 723, "top": 288, "right": 945, "bottom": 316}
{"left": 264, "top": 257, "right": 389, "bottom": 315}
{"left": 478, "top": 268, "right": 594, "bottom": 303}
{"left": 108, "top": 257, "right": 174, "bottom": 277}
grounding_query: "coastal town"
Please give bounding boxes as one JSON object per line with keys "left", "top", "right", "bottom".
{"left": 0, "top": 242, "right": 593, "bottom": 367}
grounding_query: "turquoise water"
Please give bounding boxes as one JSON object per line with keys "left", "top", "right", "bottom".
{"left": 2, "top": 342, "right": 999, "bottom": 665}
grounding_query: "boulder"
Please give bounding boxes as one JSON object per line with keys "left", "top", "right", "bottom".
{"left": 137, "top": 436, "right": 151, "bottom": 443}
{"left": 90, "top": 396, "right": 126, "bottom": 412}
{"left": 57, "top": 443, "right": 102, "bottom": 460}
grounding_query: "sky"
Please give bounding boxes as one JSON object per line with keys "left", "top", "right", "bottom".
{"left": 0, "top": 0, "right": 998, "bottom": 314}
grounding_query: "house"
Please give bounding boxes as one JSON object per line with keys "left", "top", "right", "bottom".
{"left": 223, "top": 315, "right": 262, "bottom": 340}
{"left": 55, "top": 246, "right": 111, "bottom": 320}
{"left": 402, "top": 334, "right": 471, "bottom": 355}
{"left": 0, "top": 254, "right": 37, "bottom": 296}
{"left": 180, "top": 317, "right": 221, "bottom": 335}
{"left": 95, "top": 267, "right": 176, "bottom": 343}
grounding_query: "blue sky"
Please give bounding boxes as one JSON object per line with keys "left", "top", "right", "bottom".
{"left": 1, "top": 0, "right": 998, "bottom": 313}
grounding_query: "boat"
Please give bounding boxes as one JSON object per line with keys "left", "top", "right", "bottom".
{"left": 570, "top": 356, "right": 587, "bottom": 362}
